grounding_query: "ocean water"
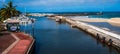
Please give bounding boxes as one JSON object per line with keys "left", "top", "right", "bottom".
{"left": 88, "top": 12, "right": 120, "bottom": 18}
{"left": 32, "top": 12, "right": 120, "bottom": 18}
{"left": 64, "top": 12, "right": 120, "bottom": 19}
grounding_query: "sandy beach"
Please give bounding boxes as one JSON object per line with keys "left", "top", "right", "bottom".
{"left": 70, "top": 18, "right": 120, "bottom": 27}
{"left": 107, "top": 18, "right": 120, "bottom": 27}
{"left": 71, "top": 18, "right": 108, "bottom": 22}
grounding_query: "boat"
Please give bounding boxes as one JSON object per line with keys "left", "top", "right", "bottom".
{"left": 4, "top": 15, "right": 36, "bottom": 25}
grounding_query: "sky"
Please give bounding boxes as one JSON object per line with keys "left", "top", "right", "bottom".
{"left": 0, "top": 0, "right": 120, "bottom": 12}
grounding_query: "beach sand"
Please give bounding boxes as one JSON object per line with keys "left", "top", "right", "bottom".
{"left": 71, "top": 18, "right": 120, "bottom": 27}
{"left": 71, "top": 18, "right": 108, "bottom": 22}
{"left": 107, "top": 18, "right": 120, "bottom": 27}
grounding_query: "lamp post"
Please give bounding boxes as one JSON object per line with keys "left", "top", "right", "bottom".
{"left": 24, "top": 24, "right": 27, "bottom": 33}
{"left": 31, "top": 19, "right": 35, "bottom": 38}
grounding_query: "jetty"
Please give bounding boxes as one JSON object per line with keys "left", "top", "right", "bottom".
{"left": 49, "top": 16, "right": 120, "bottom": 50}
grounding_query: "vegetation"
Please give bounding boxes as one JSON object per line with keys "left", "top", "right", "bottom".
{"left": 0, "top": 1, "right": 21, "bottom": 32}
{"left": 0, "top": 1, "right": 21, "bottom": 21}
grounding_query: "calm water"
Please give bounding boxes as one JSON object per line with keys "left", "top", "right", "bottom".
{"left": 88, "top": 12, "right": 120, "bottom": 18}
{"left": 20, "top": 17, "right": 120, "bottom": 54}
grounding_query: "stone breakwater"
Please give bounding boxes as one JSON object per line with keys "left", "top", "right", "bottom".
{"left": 49, "top": 16, "right": 120, "bottom": 50}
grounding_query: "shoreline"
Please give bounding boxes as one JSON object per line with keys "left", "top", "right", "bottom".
{"left": 70, "top": 17, "right": 120, "bottom": 27}
{"left": 107, "top": 18, "right": 120, "bottom": 27}
{"left": 70, "top": 18, "right": 108, "bottom": 22}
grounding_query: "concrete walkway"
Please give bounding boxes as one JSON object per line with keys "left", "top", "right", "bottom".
{"left": 2, "top": 32, "right": 34, "bottom": 54}
{"left": 0, "top": 31, "right": 16, "bottom": 54}
{"left": 76, "top": 21, "right": 120, "bottom": 40}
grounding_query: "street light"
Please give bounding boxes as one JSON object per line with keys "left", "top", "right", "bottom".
{"left": 31, "top": 19, "right": 35, "bottom": 38}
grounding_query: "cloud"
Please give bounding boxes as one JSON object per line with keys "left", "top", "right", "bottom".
{"left": 17, "top": 0, "right": 120, "bottom": 7}
{"left": 0, "top": 0, "right": 5, "bottom": 2}
{"left": 13, "top": 0, "right": 120, "bottom": 12}
{"left": 17, "top": 0, "right": 88, "bottom": 7}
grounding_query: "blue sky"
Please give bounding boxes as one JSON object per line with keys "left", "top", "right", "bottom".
{"left": 0, "top": 0, "right": 120, "bottom": 12}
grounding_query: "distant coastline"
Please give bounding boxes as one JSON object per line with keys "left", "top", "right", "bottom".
{"left": 28, "top": 11, "right": 120, "bottom": 14}
{"left": 28, "top": 12, "right": 120, "bottom": 18}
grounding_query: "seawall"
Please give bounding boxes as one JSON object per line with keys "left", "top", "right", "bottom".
{"left": 50, "top": 16, "right": 120, "bottom": 50}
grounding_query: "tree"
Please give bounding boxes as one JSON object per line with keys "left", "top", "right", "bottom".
{"left": 0, "top": 1, "right": 21, "bottom": 21}
{"left": 0, "top": 1, "right": 21, "bottom": 32}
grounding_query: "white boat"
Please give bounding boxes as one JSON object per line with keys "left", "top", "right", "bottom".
{"left": 4, "top": 15, "right": 36, "bottom": 25}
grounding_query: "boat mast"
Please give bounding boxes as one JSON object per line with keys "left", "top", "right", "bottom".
{"left": 25, "top": 7, "right": 26, "bottom": 16}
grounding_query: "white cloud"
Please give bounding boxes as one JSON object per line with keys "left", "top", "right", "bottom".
{"left": 17, "top": 0, "right": 120, "bottom": 7}
{"left": 18, "top": 0, "right": 87, "bottom": 7}
{"left": 0, "top": 0, "right": 5, "bottom": 2}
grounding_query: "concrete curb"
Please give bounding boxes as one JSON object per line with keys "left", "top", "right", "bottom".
{"left": 26, "top": 39, "right": 35, "bottom": 54}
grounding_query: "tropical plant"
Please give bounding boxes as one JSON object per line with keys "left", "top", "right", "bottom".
{"left": 0, "top": 1, "right": 21, "bottom": 21}
{"left": 0, "top": 1, "right": 21, "bottom": 32}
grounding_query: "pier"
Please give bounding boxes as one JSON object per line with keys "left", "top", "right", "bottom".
{"left": 50, "top": 16, "right": 120, "bottom": 50}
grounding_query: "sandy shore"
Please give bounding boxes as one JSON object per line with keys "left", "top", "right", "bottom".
{"left": 70, "top": 18, "right": 120, "bottom": 27}
{"left": 71, "top": 18, "right": 109, "bottom": 22}
{"left": 107, "top": 18, "right": 120, "bottom": 27}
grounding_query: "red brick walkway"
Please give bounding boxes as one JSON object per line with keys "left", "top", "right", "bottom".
{"left": 0, "top": 31, "right": 15, "bottom": 54}
{"left": 8, "top": 32, "right": 33, "bottom": 54}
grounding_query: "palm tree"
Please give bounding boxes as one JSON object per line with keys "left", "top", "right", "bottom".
{"left": 0, "top": 1, "right": 21, "bottom": 32}
{"left": 0, "top": 1, "right": 21, "bottom": 21}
